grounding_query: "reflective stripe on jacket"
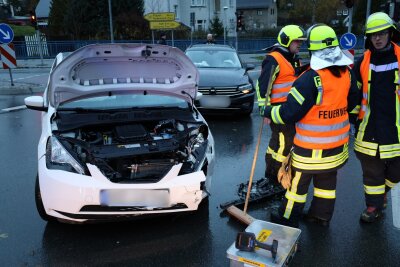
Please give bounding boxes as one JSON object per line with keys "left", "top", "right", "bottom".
{"left": 355, "top": 42, "right": 400, "bottom": 158}
{"left": 294, "top": 68, "right": 351, "bottom": 150}
{"left": 269, "top": 51, "right": 296, "bottom": 104}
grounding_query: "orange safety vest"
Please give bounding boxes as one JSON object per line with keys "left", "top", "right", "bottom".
{"left": 269, "top": 51, "right": 297, "bottom": 104}
{"left": 358, "top": 42, "right": 400, "bottom": 120}
{"left": 294, "top": 68, "right": 350, "bottom": 150}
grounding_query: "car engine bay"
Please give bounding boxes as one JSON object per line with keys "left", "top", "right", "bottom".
{"left": 50, "top": 111, "right": 210, "bottom": 183}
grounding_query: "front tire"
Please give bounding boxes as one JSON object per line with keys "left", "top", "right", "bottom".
{"left": 35, "top": 174, "right": 56, "bottom": 222}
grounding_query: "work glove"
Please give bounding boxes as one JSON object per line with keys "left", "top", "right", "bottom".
{"left": 277, "top": 150, "right": 293, "bottom": 190}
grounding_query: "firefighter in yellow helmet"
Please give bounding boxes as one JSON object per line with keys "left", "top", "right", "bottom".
{"left": 353, "top": 12, "right": 400, "bottom": 223}
{"left": 262, "top": 24, "right": 359, "bottom": 227}
{"left": 255, "top": 25, "right": 306, "bottom": 193}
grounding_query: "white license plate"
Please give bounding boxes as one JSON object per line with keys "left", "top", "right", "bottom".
{"left": 199, "top": 95, "right": 231, "bottom": 108}
{"left": 100, "top": 189, "right": 170, "bottom": 207}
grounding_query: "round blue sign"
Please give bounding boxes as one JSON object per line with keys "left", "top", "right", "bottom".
{"left": 340, "top": 33, "right": 357, "bottom": 50}
{"left": 0, "top": 23, "right": 14, "bottom": 44}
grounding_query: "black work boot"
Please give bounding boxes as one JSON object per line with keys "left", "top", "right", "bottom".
{"left": 270, "top": 210, "right": 299, "bottom": 228}
{"left": 303, "top": 213, "right": 330, "bottom": 227}
{"left": 360, "top": 206, "right": 383, "bottom": 223}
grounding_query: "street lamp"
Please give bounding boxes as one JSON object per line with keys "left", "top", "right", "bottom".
{"left": 223, "top": 6, "right": 228, "bottom": 45}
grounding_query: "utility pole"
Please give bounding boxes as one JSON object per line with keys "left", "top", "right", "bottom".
{"left": 108, "top": 0, "right": 114, "bottom": 43}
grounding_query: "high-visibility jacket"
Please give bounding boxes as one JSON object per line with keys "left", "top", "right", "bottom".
{"left": 268, "top": 51, "right": 297, "bottom": 104}
{"left": 294, "top": 68, "right": 351, "bottom": 150}
{"left": 256, "top": 48, "right": 300, "bottom": 108}
{"left": 354, "top": 42, "right": 400, "bottom": 159}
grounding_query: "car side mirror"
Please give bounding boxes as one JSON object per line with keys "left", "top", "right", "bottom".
{"left": 196, "top": 91, "right": 203, "bottom": 100}
{"left": 245, "top": 63, "right": 255, "bottom": 71}
{"left": 24, "top": 96, "right": 48, "bottom": 111}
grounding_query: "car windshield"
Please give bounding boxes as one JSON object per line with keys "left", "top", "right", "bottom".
{"left": 186, "top": 50, "right": 242, "bottom": 68}
{"left": 58, "top": 94, "right": 189, "bottom": 110}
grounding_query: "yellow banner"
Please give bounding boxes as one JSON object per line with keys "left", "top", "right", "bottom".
{"left": 150, "top": 21, "right": 180, "bottom": 30}
{"left": 145, "top": 12, "right": 175, "bottom": 21}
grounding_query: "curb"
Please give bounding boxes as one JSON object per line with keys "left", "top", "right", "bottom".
{"left": 0, "top": 84, "right": 44, "bottom": 95}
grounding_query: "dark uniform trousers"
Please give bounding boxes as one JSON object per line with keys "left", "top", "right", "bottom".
{"left": 265, "top": 122, "right": 296, "bottom": 183}
{"left": 355, "top": 152, "right": 400, "bottom": 210}
{"left": 278, "top": 170, "right": 337, "bottom": 223}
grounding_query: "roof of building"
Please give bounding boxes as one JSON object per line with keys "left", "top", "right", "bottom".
{"left": 237, "top": 0, "right": 274, "bottom": 9}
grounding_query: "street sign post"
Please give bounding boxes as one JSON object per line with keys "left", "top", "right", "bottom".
{"left": 340, "top": 32, "right": 357, "bottom": 50}
{"left": 0, "top": 23, "right": 14, "bottom": 44}
{"left": 144, "top": 12, "right": 180, "bottom": 45}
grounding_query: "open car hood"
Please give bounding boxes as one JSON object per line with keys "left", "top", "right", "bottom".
{"left": 48, "top": 44, "right": 199, "bottom": 108}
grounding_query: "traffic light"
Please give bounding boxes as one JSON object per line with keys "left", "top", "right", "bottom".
{"left": 236, "top": 13, "right": 244, "bottom": 31}
{"left": 345, "top": 0, "right": 354, "bottom": 8}
{"left": 30, "top": 10, "right": 37, "bottom": 29}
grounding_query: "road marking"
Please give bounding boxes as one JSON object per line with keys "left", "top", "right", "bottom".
{"left": 13, "top": 74, "right": 46, "bottom": 81}
{"left": 1, "top": 105, "right": 26, "bottom": 112}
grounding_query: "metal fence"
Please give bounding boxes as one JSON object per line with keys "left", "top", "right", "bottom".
{"left": 12, "top": 36, "right": 366, "bottom": 59}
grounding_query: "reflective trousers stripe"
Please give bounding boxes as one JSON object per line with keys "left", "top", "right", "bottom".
{"left": 284, "top": 171, "right": 302, "bottom": 219}
{"left": 386, "top": 179, "right": 397, "bottom": 188}
{"left": 267, "top": 147, "right": 286, "bottom": 162}
{"left": 364, "top": 184, "right": 385, "bottom": 195}
{"left": 314, "top": 188, "right": 336, "bottom": 199}
{"left": 285, "top": 191, "right": 307, "bottom": 203}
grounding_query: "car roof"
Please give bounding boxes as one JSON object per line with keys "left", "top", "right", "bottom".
{"left": 185, "top": 44, "right": 236, "bottom": 52}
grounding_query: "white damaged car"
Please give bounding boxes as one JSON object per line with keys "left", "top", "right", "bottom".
{"left": 25, "top": 44, "right": 214, "bottom": 223}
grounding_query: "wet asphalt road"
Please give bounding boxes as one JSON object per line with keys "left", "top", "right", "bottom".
{"left": 1, "top": 64, "right": 400, "bottom": 266}
{"left": 1, "top": 106, "right": 400, "bottom": 266}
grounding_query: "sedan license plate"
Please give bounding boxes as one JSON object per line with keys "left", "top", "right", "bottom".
{"left": 199, "top": 95, "right": 231, "bottom": 108}
{"left": 100, "top": 189, "right": 170, "bottom": 207}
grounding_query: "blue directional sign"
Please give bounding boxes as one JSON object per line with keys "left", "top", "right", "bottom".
{"left": 340, "top": 32, "right": 357, "bottom": 50}
{"left": 0, "top": 23, "right": 14, "bottom": 44}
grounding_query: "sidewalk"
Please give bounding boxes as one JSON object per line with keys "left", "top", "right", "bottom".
{"left": 0, "top": 58, "right": 54, "bottom": 95}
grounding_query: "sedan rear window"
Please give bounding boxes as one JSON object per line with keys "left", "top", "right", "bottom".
{"left": 186, "top": 50, "right": 241, "bottom": 68}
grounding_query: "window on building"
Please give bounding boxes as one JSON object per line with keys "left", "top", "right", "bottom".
{"left": 215, "top": 0, "right": 220, "bottom": 12}
{"left": 197, "top": 19, "right": 205, "bottom": 30}
{"left": 190, "top": 12, "right": 195, "bottom": 26}
{"left": 229, "top": 0, "right": 234, "bottom": 7}
{"left": 191, "top": 0, "right": 205, "bottom": 6}
{"left": 257, "top": 10, "right": 262, "bottom": 15}
{"left": 270, "top": 8, "right": 275, "bottom": 15}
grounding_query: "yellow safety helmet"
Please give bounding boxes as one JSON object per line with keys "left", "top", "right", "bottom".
{"left": 365, "top": 12, "right": 395, "bottom": 34}
{"left": 277, "top": 25, "right": 306, "bottom": 48}
{"left": 306, "top": 24, "right": 339, "bottom": 51}
{"left": 364, "top": 12, "right": 400, "bottom": 49}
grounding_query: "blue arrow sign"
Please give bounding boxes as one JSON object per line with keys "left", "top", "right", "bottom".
{"left": 0, "top": 23, "right": 14, "bottom": 44}
{"left": 340, "top": 32, "right": 357, "bottom": 50}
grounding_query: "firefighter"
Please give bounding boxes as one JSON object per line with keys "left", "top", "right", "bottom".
{"left": 263, "top": 24, "right": 359, "bottom": 227}
{"left": 353, "top": 12, "right": 400, "bottom": 223}
{"left": 256, "top": 25, "right": 306, "bottom": 191}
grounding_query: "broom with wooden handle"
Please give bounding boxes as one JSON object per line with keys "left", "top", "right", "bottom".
{"left": 226, "top": 67, "right": 275, "bottom": 225}
{"left": 226, "top": 118, "right": 264, "bottom": 225}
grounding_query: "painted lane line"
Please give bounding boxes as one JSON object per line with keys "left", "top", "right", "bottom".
{"left": 1, "top": 105, "right": 27, "bottom": 112}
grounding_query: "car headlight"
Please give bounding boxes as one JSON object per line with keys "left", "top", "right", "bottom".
{"left": 46, "top": 136, "right": 86, "bottom": 175}
{"left": 239, "top": 83, "right": 253, "bottom": 94}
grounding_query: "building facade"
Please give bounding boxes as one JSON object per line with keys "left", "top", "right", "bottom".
{"left": 144, "top": 0, "right": 237, "bottom": 37}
